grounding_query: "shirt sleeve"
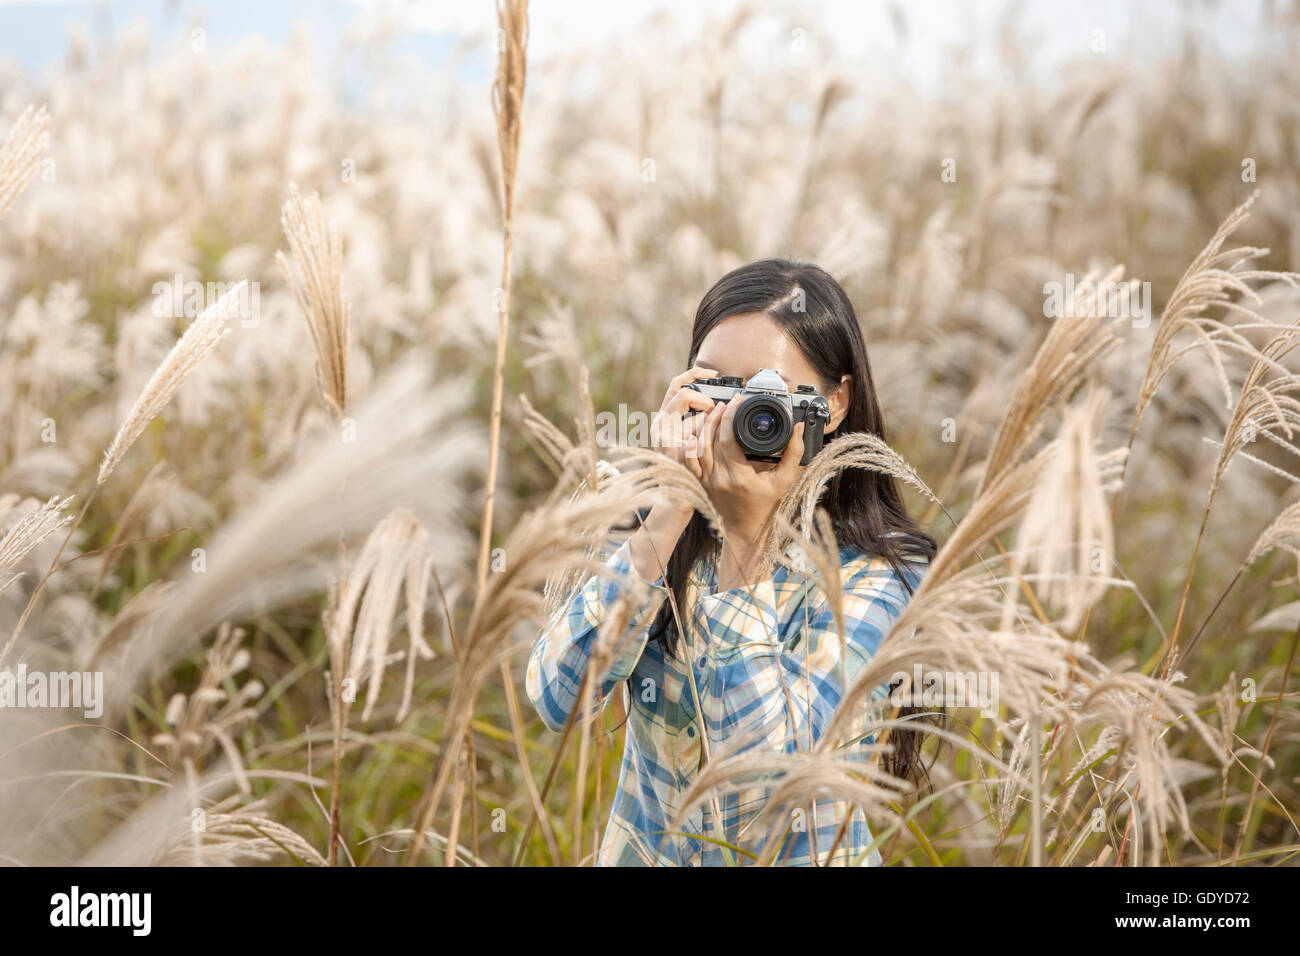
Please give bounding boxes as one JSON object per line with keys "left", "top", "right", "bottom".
{"left": 525, "top": 538, "right": 670, "bottom": 733}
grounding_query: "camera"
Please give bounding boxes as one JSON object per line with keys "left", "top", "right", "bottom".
{"left": 685, "top": 368, "right": 831, "bottom": 465}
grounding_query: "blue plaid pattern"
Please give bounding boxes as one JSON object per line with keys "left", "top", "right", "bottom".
{"left": 526, "top": 532, "right": 927, "bottom": 866}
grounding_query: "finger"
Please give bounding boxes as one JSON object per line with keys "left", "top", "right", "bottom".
{"left": 667, "top": 387, "right": 717, "bottom": 418}
{"left": 666, "top": 366, "right": 721, "bottom": 396}
{"left": 649, "top": 408, "right": 682, "bottom": 453}
{"left": 675, "top": 365, "right": 721, "bottom": 383}
{"left": 697, "top": 399, "right": 724, "bottom": 478}
{"left": 778, "top": 421, "right": 806, "bottom": 477}
{"left": 716, "top": 392, "right": 743, "bottom": 461}
{"left": 660, "top": 367, "right": 720, "bottom": 416}
{"left": 670, "top": 401, "right": 710, "bottom": 456}
{"left": 682, "top": 432, "right": 702, "bottom": 478}
{"left": 682, "top": 406, "right": 710, "bottom": 441}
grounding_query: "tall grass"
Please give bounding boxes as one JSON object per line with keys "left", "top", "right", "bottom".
{"left": 0, "top": 5, "right": 1298, "bottom": 866}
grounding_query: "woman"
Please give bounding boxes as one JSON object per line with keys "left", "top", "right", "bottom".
{"left": 526, "top": 258, "right": 937, "bottom": 866}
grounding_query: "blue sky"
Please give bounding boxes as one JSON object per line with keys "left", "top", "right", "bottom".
{"left": 0, "top": 0, "right": 1280, "bottom": 97}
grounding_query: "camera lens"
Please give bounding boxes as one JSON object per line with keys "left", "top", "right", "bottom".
{"left": 733, "top": 396, "right": 791, "bottom": 459}
{"left": 751, "top": 411, "right": 776, "bottom": 436}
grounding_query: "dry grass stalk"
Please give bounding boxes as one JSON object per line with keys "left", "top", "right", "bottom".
{"left": 91, "top": 460, "right": 179, "bottom": 593}
{"left": 76, "top": 758, "right": 327, "bottom": 866}
{"left": 475, "top": 0, "right": 531, "bottom": 595}
{"left": 492, "top": 0, "right": 529, "bottom": 224}
{"left": 768, "top": 431, "right": 940, "bottom": 566}
{"left": 453, "top": 2, "right": 534, "bottom": 859}
{"left": 410, "top": 445, "right": 713, "bottom": 863}
{"left": 98, "top": 281, "right": 246, "bottom": 487}
{"left": 101, "top": 359, "right": 480, "bottom": 720}
{"left": 276, "top": 183, "right": 350, "bottom": 422}
{"left": 87, "top": 579, "right": 176, "bottom": 666}
{"left": 1, "top": 280, "right": 245, "bottom": 665}
{"left": 0, "top": 494, "right": 73, "bottom": 592}
{"left": 326, "top": 507, "right": 437, "bottom": 723}
{"left": 0, "top": 104, "right": 48, "bottom": 219}
{"left": 153, "top": 795, "right": 328, "bottom": 866}
{"left": 1164, "top": 318, "right": 1300, "bottom": 678}
{"left": 151, "top": 622, "right": 263, "bottom": 795}
{"left": 977, "top": 267, "right": 1126, "bottom": 496}
{"left": 1010, "top": 387, "right": 1124, "bottom": 631}
{"left": 1133, "top": 190, "right": 1300, "bottom": 449}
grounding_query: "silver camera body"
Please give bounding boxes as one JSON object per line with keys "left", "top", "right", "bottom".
{"left": 685, "top": 368, "right": 831, "bottom": 465}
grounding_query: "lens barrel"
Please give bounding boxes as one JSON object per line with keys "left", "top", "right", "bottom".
{"left": 733, "top": 395, "right": 792, "bottom": 459}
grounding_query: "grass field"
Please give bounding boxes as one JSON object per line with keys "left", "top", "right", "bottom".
{"left": 0, "top": 2, "right": 1298, "bottom": 866}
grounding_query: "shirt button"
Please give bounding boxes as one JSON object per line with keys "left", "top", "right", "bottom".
{"left": 686, "top": 726, "right": 695, "bottom": 737}
{"left": 697, "top": 655, "right": 706, "bottom": 668}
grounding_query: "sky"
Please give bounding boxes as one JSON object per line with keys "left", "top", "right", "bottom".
{"left": 0, "top": 0, "right": 1282, "bottom": 96}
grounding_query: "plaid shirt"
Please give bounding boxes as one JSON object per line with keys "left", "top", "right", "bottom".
{"left": 526, "top": 531, "right": 927, "bottom": 866}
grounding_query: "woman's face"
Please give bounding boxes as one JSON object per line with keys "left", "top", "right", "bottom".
{"left": 693, "top": 311, "right": 851, "bottom": 431}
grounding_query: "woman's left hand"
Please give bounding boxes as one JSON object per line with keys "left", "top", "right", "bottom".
{"left": 695, "top": 396, "right": 805, "bottom": 529}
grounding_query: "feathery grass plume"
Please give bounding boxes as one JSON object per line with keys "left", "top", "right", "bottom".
{"left": 102, "top": 359, "right": 482, "bottom": 719}
{"left": 1131, "top": 190, "right": 1300, "bottom": 456}
{"left": 1245, "top": 497, "right": 1300, "bottom": 583}
{"left": 154, "top": 795, "right": 329, "bottom": 866}
{"left": 0, "top": 104, "right": 49, "bottom": 219}
{"left": 926, "top": 440, "right": 1059, "bottom": 588}
{"left": 1040, "top": 726, "right": 1124, "bottom": 857}
{"left": 1164, "top": 317, "right": 1300, "bottom": 675}
{"left": 668, "top": 749, "right": 917, "bottom": 866}
{"left": 567, "top": 576, "right": 639, "bottom": 864}
{"left": 492, "top": 0, "right": 529, "bottom": 226}
{"left": 151, "top": 622, "right": 264, "bottom": 795}
{"left": 76, "top": 758, "right": 327, "bottom": 866}
{"left": 326, "top": 508, "right": 437, "bottom": 723}
{"left": 1044, "top": 76, "right": 1121, "bottom": 249}
{"left": 522, "top": 298, "right": 602, "bottom": 493}
{"left": 1010, "top": 386, "right": 1126, "bottom": 631}
{"left": 0, "top": 494, "right": 73, "bottom": 592}
{"left": 276, "top": 183, "right": 350, "bottom": 422}
{"left": 1079, "top": 670, "right": 1226, "bottom": 865}
{"left": 766, "top": 431, "right": 940, "bottom": 567}
{"left": 977, "top": 266, "right": 1127, "bottom": 496}
{"left": 517, "top": 391, "right": 579, "bottom": 480}
{"left": 98, "top": 281, "right": 245, "bottom": 487}
{"left": 1207, "top": 317, "right": 1300, "bottom": 495}
{"left": 895, "top": 203, "right": 964, "bottom": 333}
{"left": 819, "top": 553, "right": 1221, "bottom": 864}
{"left": 1230, "top": 614, "right": 1300, "bottom": 864}
{"left": 476, "top": 0, "right": 530, "bottom": 594}
{"left": 517, "top": 392, "right": 728, "bottom": 617}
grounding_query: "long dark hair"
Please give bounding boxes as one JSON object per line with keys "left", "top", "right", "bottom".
{"left": 644, "top": 258, "right": 940, "bottom": 789}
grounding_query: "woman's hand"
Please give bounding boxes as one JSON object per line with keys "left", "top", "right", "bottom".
{"left": 695, "top": 395, "right": 805, "bottom": 538}
{"left": 627, "top": 366, "right": 720, "bottom": 583}
{"left": 649, "top": 365, "right": 720, "bottom": 481}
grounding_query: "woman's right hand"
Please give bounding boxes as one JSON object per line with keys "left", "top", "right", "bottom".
{"left": 650, "top": 365, "right": 720, "bottom": 479}
{"left": 628, "top": 366, "right": 719, "bottom": 582}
